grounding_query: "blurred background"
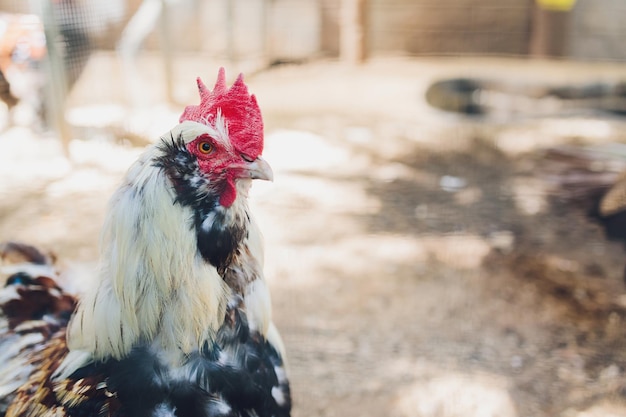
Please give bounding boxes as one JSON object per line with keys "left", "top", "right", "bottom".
{"left": 1, "top": 0, "right": 626, "bottom": 416}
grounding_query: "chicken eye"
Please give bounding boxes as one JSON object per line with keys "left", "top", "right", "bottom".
{"left": 198, "top": 141, "right": 214, "bottom": 155}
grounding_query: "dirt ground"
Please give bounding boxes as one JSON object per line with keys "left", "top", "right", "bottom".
{"left": 3, "top": 56, "right": 626, "bottom": 417}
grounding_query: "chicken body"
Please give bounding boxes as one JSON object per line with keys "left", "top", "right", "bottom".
{"left": 0, "top": 70, "right": 291, "bottom": 417}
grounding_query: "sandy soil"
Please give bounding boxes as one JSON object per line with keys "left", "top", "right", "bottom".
{"left": 2, "top": 56, "right": 626, "bottom": 417}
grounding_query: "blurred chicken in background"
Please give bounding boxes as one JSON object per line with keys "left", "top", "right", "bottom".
{"left": 0, "top": 13, "right": 45, "bottom": 115}
{"left": 0, "top": 0, "right": 91, "bottom": 128}
{"left": 545, "top": 144, "right": 626, "bottom": 266}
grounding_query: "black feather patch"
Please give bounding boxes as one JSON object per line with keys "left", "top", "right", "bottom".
{"left": 153, "top": 133, "right": 247, "bottom": 271}
{"left": 196, "top": 210, "right": 247, "bottom": 273}
{"left": 88, "top": 298, "right": 291, "bottom": 417}
{"left": 105, "top": 348, "right": 183, "bottom": 417}
{"left": 153, "top": 133, "right": 217, "bottom": 210}
{"left": 188, "top": 299, "right": 292, "bottom": 417}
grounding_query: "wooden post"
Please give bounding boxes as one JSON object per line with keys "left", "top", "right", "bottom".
{"left": 158, "top": 0, "right": 174, "bottom": 103}
{"left": 340, "top": 0, "right": 367, "bottom": 64}
{"left": 261, "top": 0, "right": 270, "bottom": 66}
{"left": 226, "top": 0, "right": 236, "bottom": 65}
{"left": 118, "top": 0, "right": 163, "bottom": 106}
{"left": 38, "top": 0, "right": 71, "bottom": 158}
{"left": 529, "top": 0, "right": 575, "bottom": 58}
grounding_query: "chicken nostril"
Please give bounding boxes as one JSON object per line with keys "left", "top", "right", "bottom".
{"left": 241, "top": 154, "right": 255, "bottom": 163}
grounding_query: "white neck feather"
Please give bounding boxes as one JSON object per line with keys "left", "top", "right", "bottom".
{"left": 65, "top": 146, "right": 231, "bottom": 365}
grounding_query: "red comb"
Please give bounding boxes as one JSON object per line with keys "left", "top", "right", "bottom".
{"left": 179, "top": 68, "right": 264, "bottom": 158}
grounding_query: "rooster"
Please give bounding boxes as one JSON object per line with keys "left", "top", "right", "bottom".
{"left": 0, "top": 1, "right": 92, "bottom": 125}
{"left": 0, "top": 68, "right": 291, "bottom": 417}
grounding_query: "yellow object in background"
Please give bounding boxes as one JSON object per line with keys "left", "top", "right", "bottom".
{"left": 536, "top": 0, "right": 577, "bottom": 11}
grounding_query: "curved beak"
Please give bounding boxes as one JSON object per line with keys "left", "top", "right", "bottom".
{"left": 246, "top": 156, "right": 274, "bottom": 182}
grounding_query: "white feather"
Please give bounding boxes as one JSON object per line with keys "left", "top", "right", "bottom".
{"left": 266, "top": 322, "right": 288, "bottom": 367}
{"left": 152, "top": 403, "right": 177, "bottom": 417}
{"left": 0, "top": 286, "right": 20, "bottom": 304}
{"left": 199, "top": 111, "right": 231, "bottom": 151}
{"left": 244, "top": 280, "right": 271, "bottom": 335}
{"left": 0, "top": 330, "right": 42, "bottom": 396}
{"left": 271, "top": 386, "right": 287, "bottom": 407}
{"left": 53, "top": 350, "right": 93, "bottom": 380}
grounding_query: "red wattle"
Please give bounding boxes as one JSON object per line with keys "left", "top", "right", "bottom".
{"left": 219, "top": 177, "right": 237, "bottom": 207}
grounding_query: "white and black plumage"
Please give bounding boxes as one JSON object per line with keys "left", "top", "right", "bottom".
{"left": 0, "top": 242, "right": 74, "bottom": 416}
{"left": 0, "top": 69, "right": 291, "bottom": 417}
